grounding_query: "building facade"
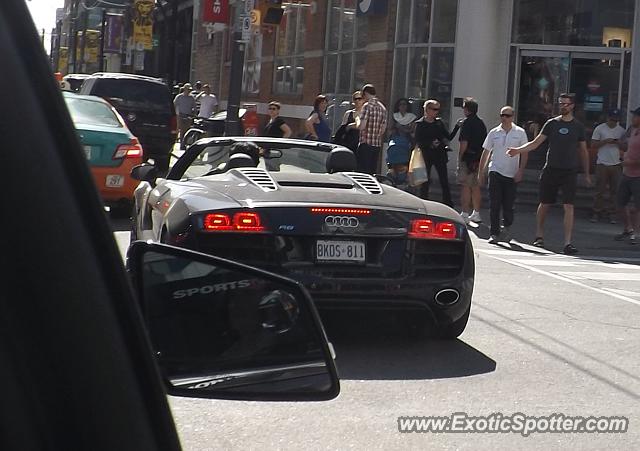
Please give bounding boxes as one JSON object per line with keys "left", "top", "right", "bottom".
{"left": 190, "top": 0, "right": 640, "bottom": 154}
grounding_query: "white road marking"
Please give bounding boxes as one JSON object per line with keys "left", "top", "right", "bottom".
{"left": 487, "top": 255, "right": 640, "bottom": 308}
{"left": 554, "top": 272, "right": 640, "bottom": 281}
{"left": 602, "top": 288, "right": 640, "bottom": 297}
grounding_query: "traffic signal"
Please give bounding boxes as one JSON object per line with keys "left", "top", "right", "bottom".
{"left": 258, "top": 0, "right": 284, "bottom": 26}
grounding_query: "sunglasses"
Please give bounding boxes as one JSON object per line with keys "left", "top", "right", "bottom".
{"left": 500, "top": 113, "right": 513, "bottom": 117}
{"left": 268, "top": 107, "right": 279, "bottom": 110}
{"left": 354, "top": 97, "right": 364, "bottom": 101}
{"left": 428, "top": 107, "right": 440, "bottom": 111}
{"left": 558, "top": 102, "right": 573, "bottom": 106}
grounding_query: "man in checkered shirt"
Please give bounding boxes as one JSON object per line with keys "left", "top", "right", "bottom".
{"left": 357, "top": 84, "right": 388, "bottom": 174}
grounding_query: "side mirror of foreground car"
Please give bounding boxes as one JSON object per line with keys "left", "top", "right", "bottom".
{"left": 131, "top": 163, "right": 159, "bottom": 182}
{"left": 127, "top": 241, "right": 340, "bottom": 401}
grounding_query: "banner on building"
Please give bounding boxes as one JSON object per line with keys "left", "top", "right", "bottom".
{"left": 203, "top": 0, "right": 229, "bottom": 24}
{"left": 84, "top": 30, "right": 100, "bottom": 64}
{"left": 58, "top": 47, "right": 68, "bottom": 74}
{"left": 133, "top": 0, "right": 154, "bottom": 50}
{"left": 105, "top": 13, "right": 124, "bottom": 53}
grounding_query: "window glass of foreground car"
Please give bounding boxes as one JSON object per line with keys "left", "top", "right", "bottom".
{"left": 0, "top": 1, "right": 338, "bottom": 449}
{"left": 128, "top": 242, "right": 339, "bottom": 401}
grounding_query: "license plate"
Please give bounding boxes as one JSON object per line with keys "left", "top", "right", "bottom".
{"left": 105, "top": 175, "right": 124, "bottom": 188}
{"left": 83, "top": 145, "right": 92, "bottom": 159}
{"left": 316, "top": 240, "right": 365, "bottom": 263}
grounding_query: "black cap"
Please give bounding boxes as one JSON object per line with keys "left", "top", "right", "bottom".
{"left": 631, "top": 107, "right": 640, "bottom": 116}
{"left": 608, "top": 108, "right": 621, "bottom": 117}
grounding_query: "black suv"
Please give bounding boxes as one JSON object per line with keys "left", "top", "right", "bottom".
{"left": 79, "top": 73, "right": 177, "bottom": 172}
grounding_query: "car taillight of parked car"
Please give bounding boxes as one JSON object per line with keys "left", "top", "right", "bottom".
{"left": 113, "top": 138, "right": 144, "bottom": 159}
{"left": 408, "top": 218, "right": 458, "bottom": 240}
{"left": 203, "top": 211, "right": 266, "bottom": 233}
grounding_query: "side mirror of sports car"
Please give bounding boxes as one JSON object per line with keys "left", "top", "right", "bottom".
{"left": 126, "top": 241, "right": 340, "bottom": 401}
{"left": 131, "top": 163, "right": 159, "bottom": 182}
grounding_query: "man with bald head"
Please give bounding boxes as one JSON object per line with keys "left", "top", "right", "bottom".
{"left": 478, "top": 106, "right": 529, "bottom": 243}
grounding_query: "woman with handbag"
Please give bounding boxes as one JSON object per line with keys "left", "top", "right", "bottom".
{"left": 333, "top": 91, "right": 364, "bottom": 151}
{"left": 413, "top": 99, "right": 462, "bottom": 208}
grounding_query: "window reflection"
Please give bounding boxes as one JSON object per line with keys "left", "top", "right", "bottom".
{"left": 513, "top": 0, "right": 634, "bottom": 46}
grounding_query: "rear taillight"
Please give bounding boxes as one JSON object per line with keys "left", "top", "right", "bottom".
{"left": 113, "top": 138, "right": 144, "bottom": 159}
{"left": 408, "top": 219, "right": 458, "bottom": 240}
{"left": 169, "top": 115, "right": 178, "bottom": 135}
{"left": 203, "top": 211, "right": 266, "bottom": 232}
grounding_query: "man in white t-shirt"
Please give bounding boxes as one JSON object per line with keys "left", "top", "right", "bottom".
{"left": 590, "top": 109, "right": 625, "bottom": 223}
{"left": 196, "top": 84, "right": 219, "bottom": 118}
{"left": 478, "top": 106, "right": 529, "bottom": 243}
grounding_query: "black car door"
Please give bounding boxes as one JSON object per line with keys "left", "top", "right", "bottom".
{"left": 0, "top": 2, "right": 180, "bottom": 450}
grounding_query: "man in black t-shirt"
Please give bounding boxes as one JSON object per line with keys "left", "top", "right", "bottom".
{"left": 508, "top": 93, "right": 592, "bottom": 255}
{"left": 458, "top": 98, "right": 487, "bottom": 223}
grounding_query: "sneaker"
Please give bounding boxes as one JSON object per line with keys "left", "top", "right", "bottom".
{"left": 609, "top": 217, "right": 618, "bottom": 224}
{"left": 488, "top": 234, "right": 499, "bottom": 244}
{"left": 563, "top": 243, "right": 579, "bottom": 255}
{"left": 460, "top": 212, "right": 470, "bottom": 224}
{"left": 630, "top": 234, "right": 637, "bottom": 245}
{"left": 501, "top": 226, "right": 512, "bottom": 243}
{"left": 532, "top": 237, "right": 544, "bottom": 247}
{"left": 469, "top": 210, "right": 482, "bottom": 223}
{"left": 589, "top": 213, "right": 599, "bottom": 223}
{"left": 614, "top": 230, "right": 634, "bottom": 241}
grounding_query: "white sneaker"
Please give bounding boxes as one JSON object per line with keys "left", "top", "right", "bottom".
{"left": 501, "top": 226, "right": 511, "bottom": 243}
{"left": 469, "top": 210, "right": 482, "bottom": 223}
{"left": 460, "top": 212, "right": 470, "bottom": 223}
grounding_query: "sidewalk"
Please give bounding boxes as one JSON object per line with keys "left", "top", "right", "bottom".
{"left": 466, "top": 204, "right": 638, "bottom": 259}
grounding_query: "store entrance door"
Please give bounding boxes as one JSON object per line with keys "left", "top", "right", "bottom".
{"left": 516, "top": 50, "right": 629, "bottom": 168}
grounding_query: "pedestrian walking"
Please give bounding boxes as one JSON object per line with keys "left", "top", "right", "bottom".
{"left": 196, "top": 84, "right": 219, "bottom": 118}
{"left": 478, "top": 106, "right": 529, "bottom": 243}
{"left": 173, "top": 83, "right": 196, "bottom": 144}
{"left": 590, "top": 109, "right": 625, "bottom": 223}
{"left": 357, "top": 84, "right": 388, "bottom": 175}
{"left": 305, "top": 95, "right": 332, "bottom": 142}
{"left": 333, "top": 91, "right": 364, "bottom": 152}
{"left": 413, "top": 99, "right": 461, "bottom": 207}
{"left": 615, "top": 107, "right": 640, "bottom": 245}
{"left": 458, "top": 98, "right": 487, "bottom": 223}
{"left": 263, "top": 101, "right": 292, "bottom": 138}
{"left": 507, "top": 93, "right": 592, "bottom": 255}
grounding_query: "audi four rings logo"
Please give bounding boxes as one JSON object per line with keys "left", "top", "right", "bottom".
{"left": 324, "top": 216, "right": 359, "bottom": 228}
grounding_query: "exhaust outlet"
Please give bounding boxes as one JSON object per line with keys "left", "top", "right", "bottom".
{"left": 434, "top": 288, "right": 460, "bottom": 306}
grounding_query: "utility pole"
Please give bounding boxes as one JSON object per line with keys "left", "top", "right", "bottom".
{"left": 225, "top": 1, "right": 248, "bottom": 136}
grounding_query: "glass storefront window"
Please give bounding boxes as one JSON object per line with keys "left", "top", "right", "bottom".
{"left": 513, "top": 0, "right": 635, "bottom": 47}
{"left": 274, "top": 1, "right": 308, "bottom": 95}
{"left": 242, "top": 33, "right": 262, "bottom": 95}
{"left": 393, "top": 0, "right": 457, "bottom": 121}
{"left": 428, "top": 47, "right": 455, "bottom": 117}
{"left": 324, "top": 0, "right": 368, "bottom": 96}
{"left": 431, "top": 0, "right": 458, "bottom": 43}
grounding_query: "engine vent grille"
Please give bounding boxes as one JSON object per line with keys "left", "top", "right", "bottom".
{"left": 235, "top": 168, "right": 278, "bottom": 192}
{"left": 343, "top": 172, "right": 383, "bottom": 194}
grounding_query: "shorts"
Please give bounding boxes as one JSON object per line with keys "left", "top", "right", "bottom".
{"left": 539, "top": 168, "right": 577, "bottom": 204}
{"left": 617, "top": 175, "right": 640, "bottom": 209}
{"left": 457, "top": 164, "right": 479, "bottom": 187}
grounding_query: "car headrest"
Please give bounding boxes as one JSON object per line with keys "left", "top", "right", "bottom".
{"left": 226, "top": 153, "right": 257, "bottom": 170}
{"left": 326, "top": 148, "right": 356, "bottom": 173}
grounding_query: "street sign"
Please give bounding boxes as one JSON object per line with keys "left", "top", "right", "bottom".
{"left": 241, "top": 15, "right": 251, "bottom": 41}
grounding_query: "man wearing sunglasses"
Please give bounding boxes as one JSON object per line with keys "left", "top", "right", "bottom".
{"left": 478, "top": 106, "right": 529, "bottom": 244}
{"left": 507, "top": 93, "right": 592, "bottom": 255}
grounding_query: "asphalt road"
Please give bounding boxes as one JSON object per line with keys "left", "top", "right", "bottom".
{"left": 111, "top": 215, "right": 640, "bottom": 450}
